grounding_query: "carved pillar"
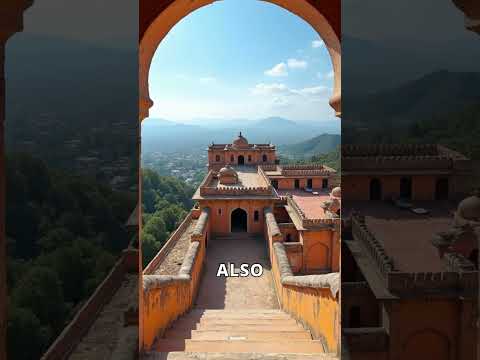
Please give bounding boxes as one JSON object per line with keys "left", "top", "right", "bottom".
{"left": 0, "top": 2, "right": 33, "bottom": 358}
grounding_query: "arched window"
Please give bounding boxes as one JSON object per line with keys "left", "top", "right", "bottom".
{"left": 215, "top": 155, "right": 220, "bottom": 162}
{"left": 248, "top": 155, "right": 252, "bottom": 162}
{"left": 254, "top": 210, "right": 259, "bottom": 222}
{"left": 218, "top": 208, "right": 222, "bottom": 215}
{"left": 262, "top": 154, "right": 267, "bottom": 162}
{"left": 230, "top": 155, "right": 234, "bottom": 162}
{"left": 286, "top": 233, "right": 292, "bottom": 242}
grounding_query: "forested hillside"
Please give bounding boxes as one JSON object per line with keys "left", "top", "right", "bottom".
{"left": 141, "top": 169, "right": 195, "bottom": 266}
{"left": 6, "top": 153, "right": 136, "bottom": 360}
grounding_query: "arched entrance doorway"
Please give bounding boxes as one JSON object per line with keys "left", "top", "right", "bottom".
{"left": 400, "top": 177, "right": 412, "bottom": 199}
{"left": 238, "top": 155, "right": 245, "bottom": 165}
{"left": 370, "top": 178, "right": 382, "bottom": 200}
{"left": 435, "top": 178, "right": 449, "bottom": 200}
{"left": 231, "top": 208, "right": 247, "bottom": 232}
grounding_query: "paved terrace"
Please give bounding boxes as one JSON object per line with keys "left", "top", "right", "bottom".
{"left": 211, "top": 166, "right": 269, "bottom": 189}
{"left": 278, "top": 190, "right": 330, "bottom": 220}
{"left": 346, "top": 201, "right": 456, "bottom": 272}
{"left": 195, "top": 234, "right": 278, "bottom": 309}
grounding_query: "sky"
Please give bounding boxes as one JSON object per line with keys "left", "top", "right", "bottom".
{"left": 148, "top": 0, "right": 335, "bottom": 123}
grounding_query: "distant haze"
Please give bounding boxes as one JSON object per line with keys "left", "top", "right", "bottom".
{"left": 141, "top": 117, "right": 340, "bottom": 153}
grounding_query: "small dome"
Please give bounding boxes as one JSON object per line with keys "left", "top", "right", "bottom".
{"left": 219, "top": 164, "right": 237, "bottom": 176}
{"left": 458, "top": 194, "right": 480, "bottom": 221}
{"left": 219, "top": 165, "right": 238, "bottom": 185}
{"left": 233, "top": 132, "right": 248, "bottom": 147}
{"left": 331, "top": 186, "right": 341, "bottom": 198}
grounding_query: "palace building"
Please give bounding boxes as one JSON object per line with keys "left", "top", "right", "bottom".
{"left": 341, "top": 144, "right": 478, "bottom": 360}
{"left": 141, "top": 133, "right": 341, "bottom": 358}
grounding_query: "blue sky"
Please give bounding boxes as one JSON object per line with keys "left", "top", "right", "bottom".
{"left": 149, "top": 0, "right": 335, "bottom": 123}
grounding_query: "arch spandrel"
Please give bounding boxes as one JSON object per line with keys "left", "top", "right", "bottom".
{"left": 139, "top": 0, "right": 341, "bottom": 121}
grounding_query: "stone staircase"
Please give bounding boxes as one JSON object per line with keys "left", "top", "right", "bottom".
{"left": 144, "top": 309, "right": 337, "bottom": 359}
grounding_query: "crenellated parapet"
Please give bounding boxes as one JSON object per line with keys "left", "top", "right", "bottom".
{"left": 342, "top": 144, "right": 471, "bottom": 172}
{"left": 351, "top": 214, "right": 395, "bottom": 276}
{"left": 387, "top": 271, "right": 477, "bottom": 296}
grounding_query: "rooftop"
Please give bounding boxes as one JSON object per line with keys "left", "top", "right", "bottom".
{"left": 278, "top": 190, "right": 330, "bottom": 220}
{"left": 347, "top": 201, "right": 456, "bottom": 272}
{"left": 193, "top": 166, "right": 278, "bottom": 200}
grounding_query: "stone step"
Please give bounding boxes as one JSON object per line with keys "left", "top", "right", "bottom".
{"left": 164, "top": 329, "right": 311, "bottom": 341}
{"left": 186, "top": 310, "right": 290, "bottom": 320}
{"left": 174, "top": 318, "right": 298, "bottom": 327}
{"left": 173, "top": 323, "right": 303, "bottom": 332}
{"left": 144, "top": 352, "right": 339, "bottom": 360}
{"left": 153, "top": 339, "right": 325, "bottom": 353}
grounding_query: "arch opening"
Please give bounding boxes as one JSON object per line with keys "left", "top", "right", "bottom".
{"left": 400, "top": 177, "right": 412, "bottom": 200}
{"left": 435, "top": 178, "right": 449, "bottom": 200}
{"left": 231, "top": 208, "right": 248, "bottom": 232}
{"left": 238, "top": 155, "right": 245, "bottom": 165}
{"left": 370, "top": 178, "right": 382, "bottom": 201}
{"left": 139, "top": 0, "right": 341, "bottom": 121}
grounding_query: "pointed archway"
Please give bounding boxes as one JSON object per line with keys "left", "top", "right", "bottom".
{"left": 231, "top": 208, "right": 248, "bottom": 232}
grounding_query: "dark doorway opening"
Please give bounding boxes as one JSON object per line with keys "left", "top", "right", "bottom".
{"left": 294, "top": 179, "right": 300, "bottom": 189}
{"left": 322, "top": 178, "right": 328, "bottom": 189}
{"left": 469, "top": 249, "right": 478, "bottom": 269}
{"left": 238, "top": 155, "right": 245, "bottom": 165}
{"left": 286, "top": 233, "right": 292, "bottom": 242}
{"left": 435, "top": 178, "right": 449, "bottom": 200}
{"left": 349, "top": 306, "right": 361, "bottom": 328}
{"left": 370, "top": 178, "right": 382, "bottom": 200}
{"left": 231, "top": 208, "right": 247, "bottom": 232}
{"left": 307, "top": 178, "right": 313, "bottom": 189}
{"left": 400, "top": 177, "right": 412, "bottom": 199}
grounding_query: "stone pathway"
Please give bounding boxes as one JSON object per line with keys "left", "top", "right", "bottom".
{"left": 195, "top": 234, "right": 278, "bottom": 309}
{"left": 68, "top": 274, "right": 138, "bottom": 360}
{"left": 154, "top": 220, "right": 198, "bottom": 275}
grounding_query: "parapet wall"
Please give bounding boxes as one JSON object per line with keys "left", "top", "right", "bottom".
{"left": 264, "top": 208, "right": 339, "bottom": 353}
{"left": 141, "top": 209, "right": 209, "bottom": 351}
{"left": 143, "top": 211, "right": 193, "bottom": 275}
{"left": 41, "top": 248, "right": 139, "bottom": 360}
{"left": 351, "top": 213, "right": 479, "bottom": 296}
{"left": 271, "top": 241, "right": 340, "bottom": 354}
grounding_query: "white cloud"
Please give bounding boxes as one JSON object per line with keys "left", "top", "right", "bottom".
{"left": 287, "top": 58, "right": 308, "bottom": 69}
{"left": 264, "top": 62, "right": 288, "bottom": 77}
{"left": 293, "top": 86, "right": 328, "bottom": 96}
{"left": 250, "top": 83, "right": 289, "bottom": 96}
{"left": 312, "top": 40, "right": 324, "bottom": 48}
{"left": 199, "top": 76, "right": 217, "bottom": 84}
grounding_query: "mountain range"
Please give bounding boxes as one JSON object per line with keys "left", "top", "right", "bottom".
{"left": 141, "top": 117, "right": 340, "bottom": 153}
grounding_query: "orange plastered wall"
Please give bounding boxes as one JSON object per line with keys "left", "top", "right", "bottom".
{"left": 142, "top": 234, "right": 206, "bottom": 350}
{"left": 270, "top": 242, "right": 339, "bottom": 353}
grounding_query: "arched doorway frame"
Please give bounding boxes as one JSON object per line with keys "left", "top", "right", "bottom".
{"left": 230, "top": 207, "right": 249, "bottom": 233}
{"left": 139, "top": 0, "right": 341, "bottom": 121}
